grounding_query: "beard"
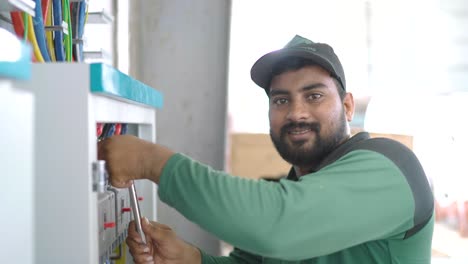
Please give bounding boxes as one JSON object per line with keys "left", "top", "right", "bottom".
{"left": 270, "top": 111, "right": 348, "bottom": 169}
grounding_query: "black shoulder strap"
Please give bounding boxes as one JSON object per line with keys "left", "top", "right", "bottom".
{"left": 317, "top": 135, "right": 434, "bottom": 239}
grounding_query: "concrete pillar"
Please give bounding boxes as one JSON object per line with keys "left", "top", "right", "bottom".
{"left": 129, "top": 0, "right": 231, "bottom": 256}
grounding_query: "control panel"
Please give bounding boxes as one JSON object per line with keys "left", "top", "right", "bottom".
{"left": 23, "top": 63, "right": 162, "bottom": 263}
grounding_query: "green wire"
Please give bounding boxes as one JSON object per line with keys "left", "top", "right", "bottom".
{"left": 67, "top": 0, "right": 73, "bottom": 61}
{"left": 61, "top": 0, "right": 67, "bottom": 60}
{"left": 22, "top": 12, "right": 28, "bottom": 40}
{"left": 62, "top": 0, "right": 73, "bottom": 61}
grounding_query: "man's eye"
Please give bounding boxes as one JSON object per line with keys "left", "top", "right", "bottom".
{"left": 307, "top": 94, "right": 322, "bottom": 100}
{"left": 273, "top": 98, "right": 288, "bottom": 105}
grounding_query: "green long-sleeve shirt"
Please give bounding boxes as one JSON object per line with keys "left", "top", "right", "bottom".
{"left": 158, "top": 132, "right": 434, "bottom": 263}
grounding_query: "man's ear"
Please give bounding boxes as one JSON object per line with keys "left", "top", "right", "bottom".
{"left": 343, "top": 93, "right": 355, "bottom": 122}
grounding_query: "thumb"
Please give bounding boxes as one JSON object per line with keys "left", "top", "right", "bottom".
{"left": 142, "top": 217, "right": 173, "bottom": 242}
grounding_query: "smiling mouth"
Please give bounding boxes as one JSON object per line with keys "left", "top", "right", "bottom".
{"left": 289, "top": 128, "right": 312, "bottom": 135}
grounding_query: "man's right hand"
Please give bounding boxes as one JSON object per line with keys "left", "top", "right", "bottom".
{"left": 126, "top": 218, "right": 201, "bottom": 264}
{"left": 97, "top": 135, "right": 174, "bottom": 187}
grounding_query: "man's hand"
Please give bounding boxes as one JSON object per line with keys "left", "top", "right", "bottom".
{"left": 126, "top": 218, "right": 201, "bottom": 264}
{"left": 97, "top": 135, "right": 174, "bottom": 187}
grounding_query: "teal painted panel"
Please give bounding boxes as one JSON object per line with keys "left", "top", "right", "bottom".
{"left": 90, "top": 63, "right": 164, "bottom": 109}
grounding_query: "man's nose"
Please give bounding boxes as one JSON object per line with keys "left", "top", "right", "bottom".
{"left": 286, "top": 101, "right": 310, "bottom": 121}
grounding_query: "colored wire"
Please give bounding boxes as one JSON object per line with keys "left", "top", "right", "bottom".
{"left": 41, "top": 0, "right": 49, "bottom": 21}
{"left": 27, "top": 15, "right": 45, "bottom": 62}
{"left": 24, "top": 13, "right": 38, "bottom": 62}
{"left": 99, "top": 124, "right": 112, "bottom": 141}
{"left": 23, "top": 12, "right": 28, "bottom": 40}
{"left": 96, "top": 123, "right": 104, "bottom": 138}
{"left": 120, "top": 124, "right": 128, "bottom": 135}
{"left": 67, "top": 0, "right": 73, "bottom": 61}
{"left": 10, "top": 12, "right": 24, "bottom": 38}
{"left": 71, "top": 2, "right": 79, "bottom": 61}
{"left": 45, "top": 0, "right": 56, "bottom": 61}
{"left": 73, "top": 1, "right": 86, "bottom": 62}
{"left": 33, "top": 0, "right": 51, "bottom": 61}
{"left": 114, "top": 124, "right": 122, "bottom": 135}
{"left": 106, "top": 124, "right": 116, "bottom": 138}
{"left": 84, "top": 2, "right": 88, "bottom": 24}
{"left": 79, "top": 1, "right": 86, "bottom": 60}
{"left": 62, "top": 0, "right": 73, "bottom": 61}
{"left": 52, "top": 0, "right": 65, "bottom": 61}
{"left": 113, "top": 242, "right": 127, "bottom": 264}
{"left": 12, "top": 12, "right": 37, "bottom": 62}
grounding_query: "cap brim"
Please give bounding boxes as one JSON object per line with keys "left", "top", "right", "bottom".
{"left": 250, "top": 48, "right": 336, "bottom": 90}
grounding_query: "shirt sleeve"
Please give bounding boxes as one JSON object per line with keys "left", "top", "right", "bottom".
{"left": 200, "top": 247, "right": 262, "bottom": 264}
{"left": 158, "top": 151, "right": 416, "bottom": 260}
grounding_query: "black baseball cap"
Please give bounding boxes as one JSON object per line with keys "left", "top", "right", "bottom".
{"left": 250, "top": 35, "right": 346, "bottom": 93}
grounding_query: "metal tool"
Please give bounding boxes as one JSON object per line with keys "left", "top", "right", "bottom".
{"left": 128, "top": 182, "right": 146, "bottom": 244}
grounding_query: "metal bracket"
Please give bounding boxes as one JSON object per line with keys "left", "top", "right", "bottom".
{"left": 44, "top": 21, "right": 69, "bottom": 35}
{"left": 87, "top": 9, "right": 114, "bottom": 24}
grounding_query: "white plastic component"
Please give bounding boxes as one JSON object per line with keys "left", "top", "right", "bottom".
{"left": 0, "top": 0, "right": 35, "bottom": 16}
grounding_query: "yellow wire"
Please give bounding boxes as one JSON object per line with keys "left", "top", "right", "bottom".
{"left": 84, "top": 3, "right": 89, "bottom": 24}
{"left": 27, "top": 15, "right": 45, "bottom": 63}
{"left": 46, "top": 0, "right": 56, "bottom": 62}
{"left": 113, "top": 242, "right": 127, "bottom": 264}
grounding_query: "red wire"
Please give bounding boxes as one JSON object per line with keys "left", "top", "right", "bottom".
{"left": 10, "top": 12, "right": 24, "bottom": 38}
{"left": 10, "top": 12, "right": 38, "bottom": 62}
{"left": 41, "top": 0, "right": 49, "bottom": 21}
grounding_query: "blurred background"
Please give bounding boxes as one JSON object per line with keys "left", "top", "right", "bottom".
{"left": 227, "top": 1, "right": 468, "bottom": 263}
{"left": 1, "top": 0, "right": 467, "bottom": 263}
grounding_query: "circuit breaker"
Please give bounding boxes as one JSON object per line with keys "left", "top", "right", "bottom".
{"left": 23, "top": 63, "right": 163, "bottom": 263}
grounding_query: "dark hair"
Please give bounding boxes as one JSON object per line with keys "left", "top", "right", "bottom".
{"left": 269, "top": 57, "right": 346, "bottom": 100}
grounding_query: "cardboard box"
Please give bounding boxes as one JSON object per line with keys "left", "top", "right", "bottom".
{"left": 228, "top": 132, "right": 413, "bottom": 180}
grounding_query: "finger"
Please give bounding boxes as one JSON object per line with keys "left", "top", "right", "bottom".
{"left": 131, "top": 252, "right": 154, "bottom": 264}
{"left": 107, "top": 167, "right": 133, "bottom": 189}
{"left": 127, "top": 238, "right": 154, "bottom": 263}
{"left": 144, "top": 218, "right": 172, "bottom": 231}
{"left": 126, "top": 236, "right": 151, "bottom": 255}
{"left": 110, "top": 178, "right": 133, "bottom": 189}
{"left": 97, "top": 139, "right": 131, "bottom": 188}
{"left": 96, "top": 142, "right": 128, "bottom": 189}
{"left": 97, "top": 139, "right": 107, "bottom": 160}
{"left": 141, "top": 217, "right": 174, "bottom": 242}
{"left": 128, "top": 221, "right": 144, "bottom": 243}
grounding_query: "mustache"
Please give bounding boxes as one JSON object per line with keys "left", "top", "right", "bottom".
{"left": 280, "top": 122, "right": 320, "bottom": 135}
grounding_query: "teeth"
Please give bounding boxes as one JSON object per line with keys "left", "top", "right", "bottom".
{"left": 290, "top": 129, "right": 310, "bottom": 135}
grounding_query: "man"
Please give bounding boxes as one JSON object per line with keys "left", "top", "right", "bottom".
{"left": 99, "top": 35, "right": 434, "bottom": 263}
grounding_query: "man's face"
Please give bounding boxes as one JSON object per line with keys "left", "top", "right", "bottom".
{"left": 268, "top": 65, "right": 353, "bottom": 170}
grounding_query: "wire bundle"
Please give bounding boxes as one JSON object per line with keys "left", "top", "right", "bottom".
{"left": 97, "top": 123, "right": 127, "bottom": 141}
{"left": 9, "top": 0, "right": 88, "bottom": 62}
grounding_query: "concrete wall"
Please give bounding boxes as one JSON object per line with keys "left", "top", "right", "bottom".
{"left": 128, "top": 0, "right": 231, "bottom": 255}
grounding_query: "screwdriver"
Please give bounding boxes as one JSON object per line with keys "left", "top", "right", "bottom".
{"left": 128, "top": 182, "right": 146, "bottom": 244}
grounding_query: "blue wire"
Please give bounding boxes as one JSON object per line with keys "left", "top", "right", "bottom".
{"left": 52, "top": 0, "right": 65, "bottom": 61}
{"left": 77, "top": 1, "right": 86, "bottom": 61}
{"left": 33, "top": 0, "right": 51, "bottom": 62}
{"left": 120, "top": 124, "right": 128, "bottom": 135}
{"left": 106, "top": 124, "right": 116, "bottom": 138}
